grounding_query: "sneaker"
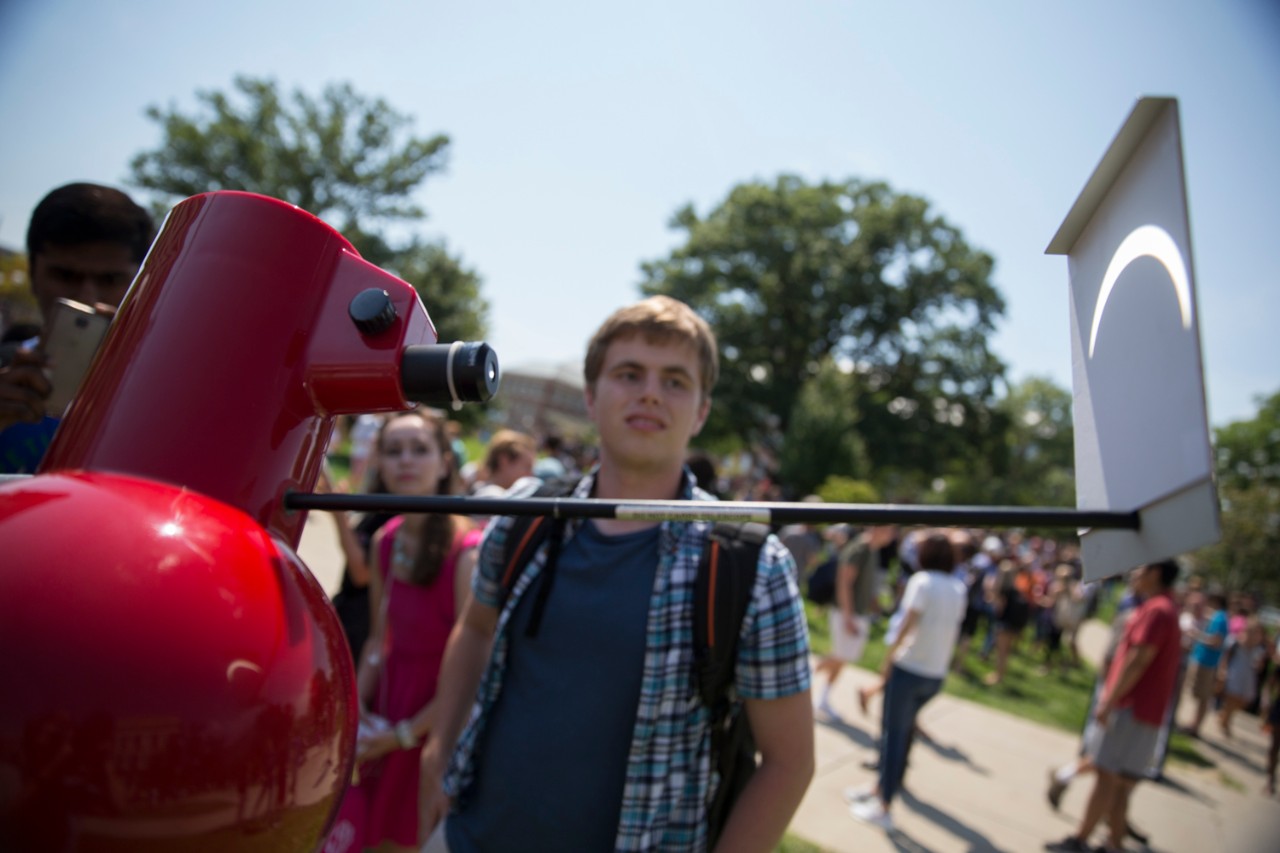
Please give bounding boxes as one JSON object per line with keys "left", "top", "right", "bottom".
{"left": 1044, "top": 836, "right": 1091, "bottom": 852}
{"left": 849, "top": 798, "right": 894, "bottom": 831}
{"left": 1047, "top": 769, "right": 1067, "bottom": 810}
{"left": 816, "top": 702, "right": 845, "bottom": 724}
{"left": 841, "top": 785, "right": 876, "bottom": 804}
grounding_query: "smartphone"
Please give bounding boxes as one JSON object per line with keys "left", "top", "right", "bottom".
{"left": 42, "top": 298, "right": 112, "bottom": 416}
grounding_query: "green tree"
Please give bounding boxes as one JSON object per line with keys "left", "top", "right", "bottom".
{"left": 1191, "top": 389, "right": 1280, "bottom": 602}
{"left": 1, "top": 253, "right": 39, "bottom": 331}
{"left": 776, "top": 357, "right": 870, "bottom": 496}
{"left": 1213, "top": 390, "right": 1280, "bottom": 491}
{"left": 131, "top": 76, "right": 449, "bottom": 248}
{"left": 944, "top": 376, "right": 1075, "bottom": 506}
{"left": 387, "top": 239, "right": 486, "bottom": 345}
{"left": 641, "top": 175, "right": 1008, "bottom": 491}
{"left": 129, "top": 76, "right": 491, "bottom": 423}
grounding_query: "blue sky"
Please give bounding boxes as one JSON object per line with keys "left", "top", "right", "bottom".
{"left": 2, "top": 0, "right": 1276, "bottom": 427}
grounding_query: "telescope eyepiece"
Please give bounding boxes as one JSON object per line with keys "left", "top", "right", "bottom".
{"left": 401, "top": 342, "right": 500, "bottom": 408}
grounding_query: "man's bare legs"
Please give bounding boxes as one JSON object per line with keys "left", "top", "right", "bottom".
{"left": 1106, "top": 776, "right": 1139, "bottom": 852}
{"left": 1074, "top": 767, "right": 1116, "bottom": 847}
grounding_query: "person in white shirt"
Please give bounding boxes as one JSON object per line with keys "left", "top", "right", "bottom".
{"left": 847, "top": 530, "right": 966, "bottom": 832}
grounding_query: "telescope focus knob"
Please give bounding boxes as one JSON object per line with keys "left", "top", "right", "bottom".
{"left": 349, "top": 287, "right": 398, "bottom": 336}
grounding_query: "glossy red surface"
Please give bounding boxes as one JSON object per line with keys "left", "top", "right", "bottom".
{"left": 0, "top": 470, "right": 358, "bottom": 852}
{"left": 39, "top": 191, "right": 439, "bottom": 548}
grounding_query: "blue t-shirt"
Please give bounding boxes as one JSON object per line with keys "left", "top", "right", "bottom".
{"left": 0, "top": 417, "right": 58, "bottom": 474}
{"left": 1190, "top": 610, "right": 1228, "bottom": 668}
{"left": 447, "top": 520, "right": 659, "bottom": 852}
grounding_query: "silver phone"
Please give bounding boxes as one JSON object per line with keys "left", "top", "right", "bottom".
{"left": 42, "top": 298, "right": 112, "bottom": 416}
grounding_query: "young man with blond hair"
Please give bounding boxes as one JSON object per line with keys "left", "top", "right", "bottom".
{"left": 418, "top": 295, "right": 813, "bottom": 852}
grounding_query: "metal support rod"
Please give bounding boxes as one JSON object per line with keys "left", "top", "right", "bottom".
{"left": 284, "top": 492, "right": 1141, "bottom": 530}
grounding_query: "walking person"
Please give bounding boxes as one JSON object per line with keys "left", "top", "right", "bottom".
{"left": 813, "top": 523, "right": 896, "bottom": 721}
{"left": 1217, "top": 616, "right": 1267, "bottom": 738}
{"left": 1182, "top": 590, "right": 1229, "bottom": 737}
{"left": 984, "top": 558, "right": 1032, "bottom": 686}
{"left": 846, "top": 531, "right": 966, "bottom": 831}
{"left": 1046, "top": 560, "right": 1183, "bottom": 853}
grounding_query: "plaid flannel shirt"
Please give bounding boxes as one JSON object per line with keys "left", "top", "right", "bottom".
{"left": 442, "top": 468, "right": 811, "bottom": 851}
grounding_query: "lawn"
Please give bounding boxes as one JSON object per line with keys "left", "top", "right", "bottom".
{"left": 805, "top": 600, "right": 1098, "bottom": 732}
{"left": 804, "top": 598, "right": 1206, "bottom": 769}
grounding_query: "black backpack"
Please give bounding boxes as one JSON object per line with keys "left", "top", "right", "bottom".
{"left": 496, "top": 478, "right": 765, "bottom": 848}
{"left": 806, "top": 555, "right": 837, "bottom": 606}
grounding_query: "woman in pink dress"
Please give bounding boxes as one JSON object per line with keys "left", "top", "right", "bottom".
{"left": 325, "top": 409, "right": 481, "bottom": 853}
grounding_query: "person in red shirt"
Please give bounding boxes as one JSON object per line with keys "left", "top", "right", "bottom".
{"left": 1046, "top": 559, "right": 1182, "bottom": 853}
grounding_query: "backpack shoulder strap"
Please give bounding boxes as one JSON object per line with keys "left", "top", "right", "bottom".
{"left": 693, "top": 521, "right": 769, "bottom": 709}
{"left": 496, "top": 476, "right": 579, "bottom": 600}
{"left": 496, "top": 476, "right": 582, "bottom": 638}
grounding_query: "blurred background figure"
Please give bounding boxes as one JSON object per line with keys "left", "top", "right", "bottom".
{"left": 470, "top": 428, "right": 537, "bottom": 498}
{"left": 685, "top": 450, "right": 722, "bottom": 498}
{"left": 1217, "top": 616, "right": 1267, "bottom": 738}
{"left": 984, "top": 557, "right": 1032, "bottom": 687}
{"left": 346, "top": 412, "right": 385, "bottom": 491}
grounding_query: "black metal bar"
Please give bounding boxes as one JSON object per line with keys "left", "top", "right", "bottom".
{"left": 284, "top": 492, "right": 1141, "bottom": 530}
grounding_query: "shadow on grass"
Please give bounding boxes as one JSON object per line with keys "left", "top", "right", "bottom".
{"left": 1166, "top": 734, "right": 1215, "bottom": 769}
{"left": 1200, "top": 737, "right": 1267, "bottom": 775}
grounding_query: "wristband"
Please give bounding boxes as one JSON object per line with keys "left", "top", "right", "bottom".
{"left": 395, "top": 719, "right": 418, "bottom": 750}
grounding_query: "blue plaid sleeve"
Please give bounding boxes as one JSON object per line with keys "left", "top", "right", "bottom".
{"left": 734, "top": 534, "right": 812, "bottom": 699}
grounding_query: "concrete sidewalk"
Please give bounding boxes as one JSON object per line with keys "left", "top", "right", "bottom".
{"left": 790, "top": 621, "right": 1280, "bottom": 853}
{"left": 298, "top": 514, "right": 1278, "bottom": 852}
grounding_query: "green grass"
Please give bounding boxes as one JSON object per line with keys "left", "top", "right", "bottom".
{"left": 805, "top": 600, "right": 1213, "bottom": 767}
{"left": 1218, "top": 770, "right": 1246, "bottom": 792}
{"left": 810, "top": 601, "right": 1088, "bottom": 734}
{"left": 461, "top": 434, "right": 486, "bottom": 466}
{"left": 777, "top": 832, "right": 826, "bottom": 852}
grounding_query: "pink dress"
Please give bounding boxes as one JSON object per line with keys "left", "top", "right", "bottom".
{"left": 325, "top": 517, "right": 481, "bottom": 852}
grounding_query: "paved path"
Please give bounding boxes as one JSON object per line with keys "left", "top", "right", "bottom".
{"left": 297, "top": 513, "right": 1280, "bottom": 852}
{"left": 791, "top": 658, "right": 1278, "bottom": 852}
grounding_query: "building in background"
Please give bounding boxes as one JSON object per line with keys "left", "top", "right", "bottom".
{"left": 494, "top": 361, "right": 591, "bottom": 441}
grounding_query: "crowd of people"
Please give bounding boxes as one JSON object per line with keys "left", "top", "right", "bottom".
{"left": 4, "top": 181, "right": 1277, "bottom": 852}
{"left": 778, "top": 512, "right": 1279, "bottom": 848}
{"left": 313, "top": 401, "right": 1280, "bottom": 851}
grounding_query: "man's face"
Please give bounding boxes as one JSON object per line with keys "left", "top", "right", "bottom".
{"left": 30, "top": 241, "right": 139, "bottom": 323}
{"left": 585, "top": 334, "right": 710, "bottom": 476}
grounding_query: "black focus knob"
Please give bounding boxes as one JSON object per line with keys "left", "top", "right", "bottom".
{"left": 349, "top": 288, "right": 398, "bottom": 336}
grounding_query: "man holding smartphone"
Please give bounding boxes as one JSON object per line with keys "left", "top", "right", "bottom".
{"left": 0, "top": 182, "right": 154, "bottom": 473}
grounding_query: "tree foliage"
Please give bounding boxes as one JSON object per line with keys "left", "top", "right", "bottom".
{"left": 128, "top": 76, "right": 490, "bottom": 424}
{"left": 961, "top": 376, "right": 1074, "bottom": 507}
{"left": 641, "top": 175, "right": 1008, "bottom": 493}
{"left": 776, "top": 358, "right": 870, "bottom": 496}
{"left": 131, "top": 76, "right": 449, "bottom": 241}
{"left": 0, "top": 253, "right": 38, "bottom": 330}
{"left": 1213, "top": 390, "right": 1280, "bottom": 492}
{"left": 1191, "top": 389, "right": 1280, "bottom": 602}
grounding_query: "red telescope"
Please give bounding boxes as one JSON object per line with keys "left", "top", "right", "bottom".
{"left": 0, "top": 191, "right": 498, "bottom": 852}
